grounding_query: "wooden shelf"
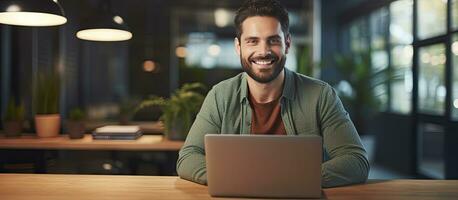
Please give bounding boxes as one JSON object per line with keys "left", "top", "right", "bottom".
{"left": 0, "top": 134, "right": 183, "bottom": 151}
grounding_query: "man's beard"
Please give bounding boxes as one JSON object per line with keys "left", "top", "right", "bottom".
{"left": 240, "top": 51, "right": 286, "bottom": 84}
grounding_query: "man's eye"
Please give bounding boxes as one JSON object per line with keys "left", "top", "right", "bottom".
{"left": 246, "top": 39, "right": 257, "bottom": 44}
{"left": 270, "top": 38, "right": 281, "bottom": 44}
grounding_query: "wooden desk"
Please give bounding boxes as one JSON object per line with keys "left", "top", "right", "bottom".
{"left": 0, "top": 174, "right": 457, "bottom": 200}
{"left": 0, "top": 135, "right": 183, "bottom": 151}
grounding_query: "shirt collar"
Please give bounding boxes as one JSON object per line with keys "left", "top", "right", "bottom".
{"left": 239, "top": 67, "right": 295, "bottom": 103}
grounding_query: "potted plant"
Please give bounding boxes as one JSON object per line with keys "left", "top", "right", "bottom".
{"left": 66, "top": 108, "right": 86, "bottom": 139}
{"left": 136, "top": 83, "right": 206, "bottom": 140}
{"left": 332, "top": 52, "right": 399, "bottom": 134}
{"left": 2, "top": 98, "right": 25, "bottom": 137}
{"left": 34, "top": 73, "right": 61, "bottom": 138}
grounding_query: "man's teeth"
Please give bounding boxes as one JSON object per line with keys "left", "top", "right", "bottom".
{"left": 253, "top": 60, "right": 274, "bottom": 65}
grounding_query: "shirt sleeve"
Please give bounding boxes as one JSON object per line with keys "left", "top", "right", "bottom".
{"left": 176, "top": 88, "right": 221, "bottom": 185}
{"left": 318, "top": 84, "right": 370, "bottom": 188}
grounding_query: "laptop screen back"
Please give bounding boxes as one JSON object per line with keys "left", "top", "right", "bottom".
{"left": 205, "top": 134, "right": 322, "bottom": 198}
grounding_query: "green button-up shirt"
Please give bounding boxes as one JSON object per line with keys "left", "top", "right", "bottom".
{"left": 177, "top": 68, "right": 370, "bottom": 188}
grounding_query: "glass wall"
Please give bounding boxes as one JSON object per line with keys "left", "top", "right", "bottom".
{"left": 418, "top": 44, "right": 446, "bottom": 115}
{"left": 415, "top": 0, "right": 454, "bottom": 179}
{"left": 453, "top": 0, "right": 458, "bottom": 30}
{"left": 370, "top": 8, "right": 389, "bottom": 110}
{"left": 418, "top": 123, "right": 445, "bottom": 179}
{"left": 341, "top": 0, "right": 457, "bottom": 117}
{"left": 350, "top": 19, "right": 370, "bottom": 53}
{"left": 417, "top": 0, "right": 447, "bottom": 40}
{"left": 339, "top": 0, "right": 457, "bottom": 180}
{"left": 341, "top": 1, "right": 414, "bottom": 113}
{"left": 390, "top": 0, "right": 413, "bottom": 114}
{"left": 452, "top": 34, "right": 458, "bottom": 119}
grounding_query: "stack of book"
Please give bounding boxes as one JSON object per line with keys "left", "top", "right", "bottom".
{"left": 92, "top": 125, "right": 143, "bottom": 140}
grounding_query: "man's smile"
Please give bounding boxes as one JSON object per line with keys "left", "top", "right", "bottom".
{"left": 250, "top": 56, "right": 277, "bottom": 68}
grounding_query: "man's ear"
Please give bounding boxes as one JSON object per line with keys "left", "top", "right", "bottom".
{"left": 285, "top": 34, "right": 291, "bottom": 54}
{"left": 234, "top": 37, "right": 241, "bottom": 56}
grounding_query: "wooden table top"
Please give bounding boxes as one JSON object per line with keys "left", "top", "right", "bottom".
{"left": 0, "top": 174, "right": 457, "bottom": 200}
{"left": 0, "top": 135, "right": 183, "bottom": 151}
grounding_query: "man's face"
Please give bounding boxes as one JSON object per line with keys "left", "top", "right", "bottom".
{"left": 235, "top": 16, "right": 291, "bottom": 83}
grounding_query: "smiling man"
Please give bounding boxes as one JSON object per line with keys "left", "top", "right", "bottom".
{"left": 177, "top": 0, "right": 369, "bottom": 188}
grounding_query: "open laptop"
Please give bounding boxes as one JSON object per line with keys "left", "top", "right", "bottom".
{"left": 205, "top": 134, "right": 322, "bottom": 198}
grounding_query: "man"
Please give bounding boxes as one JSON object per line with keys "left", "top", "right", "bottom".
{"left": 177, "top": 0, "right": 369, "bottom": 188}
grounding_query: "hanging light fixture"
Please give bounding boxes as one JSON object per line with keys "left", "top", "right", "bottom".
{"left": 0, "top": 0, "right": 67, "bottom": 26}
{"left": 76, "top": 1, "right": 132, "bottom": 42}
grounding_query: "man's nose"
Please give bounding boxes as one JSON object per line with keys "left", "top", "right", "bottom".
{"left": 257, "top": 41, "right": 271, "bottom": 56}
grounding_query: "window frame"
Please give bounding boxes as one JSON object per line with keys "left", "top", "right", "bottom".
{"left": 339, "top": 0, "right": 458, "bottom": 179}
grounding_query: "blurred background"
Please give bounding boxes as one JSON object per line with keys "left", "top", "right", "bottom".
{"left": 0, "top": 0, "right": 457, "bottom": 180}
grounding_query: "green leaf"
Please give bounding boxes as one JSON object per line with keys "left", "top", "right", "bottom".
{"left": 69, "top": 108, "right": 85, "bottom": 121}
{"left": 4, "top": 97, "right": 25, "bottom": 121}
{"left": 135, "top": 82, "right": 207, "bottom": 138}
{"left": 35, "top": 72, "right": 60, "bottom": 115}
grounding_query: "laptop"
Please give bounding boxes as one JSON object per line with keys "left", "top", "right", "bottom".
{"left": 205, "top": 134, "right": 322, "bottom": 198}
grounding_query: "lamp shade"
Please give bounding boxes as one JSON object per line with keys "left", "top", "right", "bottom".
{"left": 0, "top": 0, "right": 67, "bottom": 26}
{"left": 76, "top": 13, "right": 132, "bottom": 42}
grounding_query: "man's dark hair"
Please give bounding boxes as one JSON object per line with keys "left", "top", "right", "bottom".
{"left": 234, "top": 0, "right": 289, "bottom": 40}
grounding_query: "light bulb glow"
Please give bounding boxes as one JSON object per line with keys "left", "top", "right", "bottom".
{"left": 452, "top": 42, "right": 458, "bottom": 56}
{"left": 175, "top": 47, "right": 187, "bottom": 58}
{"left": 6, "top": 5, "right": 21, "bottom": 12}
{"left": 214, "top": 9, "right": 231, "bottom": 27}
{"left": 143, "top": 60, "right": 156, "bottom": 72}
{"left": 113, "top": 16, "right": 124, "bottom": 24}
{"left": 76, "top": 29, "right": 132, "bottom": 41}
{"left": 0, "top": 11, "right": 67, "bottom": 26}
{"left": 207, "top": 44, "right": 221, "bottom": 57}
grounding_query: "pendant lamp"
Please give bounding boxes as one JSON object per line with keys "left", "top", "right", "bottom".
{"left": 0, "top": 0, "right": 67, "bottom": 26}
{"left": 76, "top": 1, "right": 132, "bottom": 42}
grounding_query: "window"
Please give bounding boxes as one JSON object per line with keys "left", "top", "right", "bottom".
{"left": 390, "top": 0, "right": 413, "bottom": 114}
{"left": 370, "top": 8, "right": 389, "bottom": 72}
{"left": 350, "top": 19, "right": 369, "bottom": 53}
{"left": 390, "top": 0, "right": 414, "bottom": 45}
{"left": 185, "top": 33, "right": 240, "bottom": 69}
{"left": 418, "top": 44, "right": 446, "bottom": 115}
{"left": 339, "top": 0, "right": 458, "bottom": 180}
{"left": 453, "top": 0, "right": 458, "bottom": 30}
{"left": 418, "top": 123, "right": 445, "bottom": 179}
{"left": 370, "top": 8, "right": 390, "bottom": 110}
{"left": 452, "top": 34, "right": 458, "bottom": 119}
{"left": 416, "top": 0, "right": 447, "bottom": 39}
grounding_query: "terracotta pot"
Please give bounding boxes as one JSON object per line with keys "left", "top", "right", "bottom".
{"left": 3, "top": 121, "right": 22, "bottom": 137}
{"left": 35, "top": 114, "right": 61, "bottom": 138}
{"left": 66, "top": 120, "right": 85, "bottom": 139}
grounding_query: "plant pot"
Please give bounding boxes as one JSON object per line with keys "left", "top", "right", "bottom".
{"left": 3, "top": 121, "right": 23, "bottom": 137}
{"left": 35, "top": 114, "right": 61, "bottom": 138}
{"left": 66, "top": 120, "right": 85, "bottom": 139}
{"left": 119, "top": 115, "right": 130, "bottom": 125}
